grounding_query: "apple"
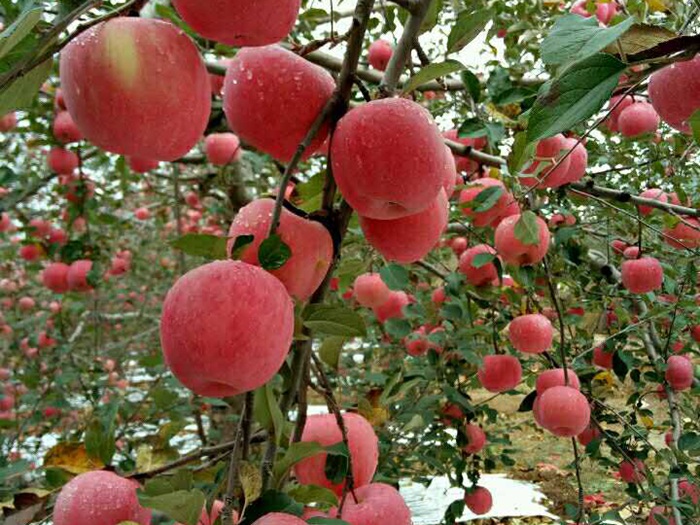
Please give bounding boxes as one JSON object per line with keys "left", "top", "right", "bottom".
{"left": 464, "top": 423, "right": 487, "bottom": 454}
{"left": 53, "top": 111, "right": 82, "bottom": 143}
{"left": 458, "top": 244, "right": 499, "bottom": 286}
{"left": 648, "top": 54, "right": 700, "bottom": 134}
{"left": 577, "top": 424, "right": 601, "bottom": 446}
{"left": 508, "top": 314, "right": 554, "bottom": 354}
{"left": 160, "top": 260, "right": 294, "bottom": 397}
{"left": 459, "top": 178, "right": 511, "bottom": 227}
{"left": 226, "top": 198, "right": 333, "bottom": 301}
{"left": 621, "top": 257, "right": 663, "bottom": 293}
{"left": 637, "top": 188, "right": 667, "bottom": 216}
{"left": 372, "top": 291, "right": 410, "bottom": 323}
{"left": 128, "top": 157, "right": 160, "bottom": 173}
{"left": 464, "top": 486, "right": 493, "bottom": 515}
{"left": 60, "top": 17, "right": 211, "bottom": 160}
{"left": 618, "top": 102, "right": 660, "bottom": 138}
{"left": 48, "top": 147, "right": 78, "bottom": 175}
{"left": 538, "top": 386, "right": 590, "bottom": 437}
{"left": 536, "top": 369, "right": 581, "bottom": 395}
{"left": 618, "top": 458, "right": 646, "bottom": 483}
{"left": 622, "top": 246, "right": 640, "bottom": 259}
{"left": 368, "top": 39, "right": 393, "bottom": 71}
{"left": 67, "top": 260, "right": 94, "bottom": 292}
{"left": 664, "top": 218, "right": 700, "bottom": 249}
{"left": 134, "top": 207, "right": 151, "bottom": 221}
{"left": 593, "top": 345, "right": 614, "bottom": 369}
{"left": 521, "top": 134, "right": 572, "bottom": 188}
{"left": 205, "top": 133, "right": 242, "bottom": 165}
{"left": 647, "top": 507, "right": 676, "bottom": 525}
{"left": 19, "top": 244, "right": 42, "bottom": 261}
{"left": 353, "top": 273, "right": 391, "bottom": 308}
{"left": 327, "top": 483, "right": 411, "bottom": 525}
{"left": 494, "top": 214, "right": 551, "bottom": 266}
{"left": 477, "top": 355, "right": 522, "bottom": 392}
{"left": 54, "top": 471, "right": 151, "bottom": 525}
{"left": 18, "top": 297, "right": 35, "bottom": 311}
{"left": 332, "top": 97, "right": 450, "bottom": 220}
{"left": 295, "top": 412, "right": 378, "bottom": 496}
{"left": 443, "top": 129, "right": 487, "bottom": 174}
{"left": 679, "top": 479, "right": 699, "bottom": 505}
{"left": 665, "top": 355, "right": 693, "bottom": 391}
{"left": 0, "top": 112, "right": 17, "bottom": 132}
{"left": 224, "top": 46, "right": 335, "bottom": 163}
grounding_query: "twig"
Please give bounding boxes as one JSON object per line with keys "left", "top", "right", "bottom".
{"left": 222, "top": 392, "right": 254, "bottom": 525}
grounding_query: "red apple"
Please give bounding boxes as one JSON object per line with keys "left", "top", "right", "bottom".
{"left": 205, "top": 133, "right": 242, "bottom": 165}
{"left": 648, "top": 54, "right": 700, "bottom": 134}
{"left": 621, "top": 257, "right": 663, "bottom": 294}
{"left": 665, "top": 355, "right": 693, "bottom": 391}
{"left": 536, "top": 369, "right": 581, "bottom": 395}
{"left": 508, "top": 314, "right": 554, "bottom": 354}
{"left": 353, "top": 273, "right": 391, "bottom": 308}
{"left": 464, "top": 423, "right": 487, "bottom": 454}
{"left": 368, "top": 39, "right": 393, "bottom": 71}
{"left": 458, "top": 244, "right": 499, "bottom": 286}
{"left": 494, "top": 214, "right": 550, "bottom": 266}
{"left": 477, "top": 355, "right": 522, "bottom": 392}
{"left": 538, "top": 386, "right": 590, "bottom": 437}
{"left": 67, "top": 260, "right": 94, "bottom": 292}
{"left": 464, "top": 486, "right": 493, "bottom": 515}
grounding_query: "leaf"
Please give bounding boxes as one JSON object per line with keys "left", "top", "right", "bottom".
{"left": 85, "top": 418, "right": 116, "bottom": 466}
{"left": 324, "top": 442, "right": 349, "bottom": 485}
{"left": 460, "top": 70, "right": 481, "bottom": 103}
{"left": 43, "top": 442, "right": 104, "bottom": 474}
{"left": 689, "top": 109, "right": 700, "bottom": 146}
{"left": 605, "top": 23, "right": 676, "bottom": 57}
{"left": 253, "top": 383, "right": 285, "bottom": 445}
{"left": 0, "top": 460, "right": 30, "bottom": 483}
{"left": 447, "top": 9, "right": 492, "bottom": 54}
{"left": 380, "top": 264, "right": 409, "bottom": 290}
{"left": 509, "top": 131, "right": 536, "bottom": 173}
{"left": 541, "top": 14, "right": 634, "bottom": 66}
{"left": 272, "top": 442, "right": 326, "bottom": 486}
{"left": 303, "top": 305, "right": 367, "bottom": 337}
{"left": 237, "top": 491, "right": 303, "bottom": 525}
{"left": 239, "top": 461, "right": 263, "bottom": 503}
{"left": 0, "top": 7, "right": 42, "bottom": 59}
{"left": 307, "top": 519, "right": 351, "bottom": 525}
{"left": 318, "top": 336, "right": 346, "bottom": 370}
{"left": 287, "top": 484, "right": 339, "bottom": 507}
{"left": 258, "top": 234, "right": 292, "bottom": 270}
{"left": 472, "top": 185, "right": 504, "bottom": 213}
{"left": 471, "top": 252, "right": 495, "bottom": 269}
{"left": 170, "top": 234, "right": 228, "bottom": 260}
{"left": 402, "top": 60, "right": 465, "bottom": 94}
{"left": 527, "top": 53, "right": 626, "bottom": 142}
{"left": 678, "top": 432, "right": 700, "bottom": 451}
{"left": 0, "top": 57, "right": 52, "bottom": 115}
{"left": 518, "top": 391, "right": 537, "bottom": 412}
{"left": 612, "top": 350, "right": 629, "bottom": 381}
{"left": 135, "top": 444, "right": 180, "bottom": 474}
{"left": 513, "top": 211, "right": 541, "bottom": 246}
{"left": 457, "top": 118, "right": 489, "bottom": 139}
{"left": 138, "top": 489, "right": 206, "bottom": 525}
{"left": 229, "top": 234, "right": 254, "bottom": 259}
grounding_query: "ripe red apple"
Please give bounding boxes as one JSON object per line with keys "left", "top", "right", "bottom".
{"left": 295, "top": 413, "right": 378, "bottom": 496}
{"left": 459, "top": 244, "right": 499, "bottom": 286}
{"left": 665, "top": 355, "right": 693, "bottom": 391}
{"left": 691, "top": 325, "right": 700, "bottom": 343}
{"left": 560, "top": 138, "right": 588, "bottom": 185}
{"left": 450, "top": 237, "right": 468, "bottom": 255}
{"left": 571, "top": 0, "right": 617, "bottom": 24}
{"left": 593, "top": 345, "right": 614, "bottom": 369}
{"left": 647, "top": 506, "right": 676, "bottom": 525}
{"left": 664, "top": 218, "right": 700, "bottom": 249}
{"left": 611, "top": 239, "right": 628, "bottom": 254}
{"left": 224, "top": 46, "right": 334, "bottom": 163}
{"left": 19, "top": 244, "right": 42, "bottom": 261}
{"left": 536, "top": 369, "right": 581, "bottom": 395}
{"left": 160, "top": 261, "right": 294, "bottom": 397}
{"left": 227, "top": 198, "right": 333, "bottom": 301}
{"left": 618, "top": 102, "right": 660, "bottom": 138}
{"left": 464, "top": 486, "right": 493, "bottom": 515}
{"left": 622, "top": 246, "right": 640, "bottom": 259}
{"left": 477, "top": 355, "right": 522, "bottom": 392}
{"left": 134, "top": 207, "right": 150, "bottom": 221}
{"left": 459, "top": 178, "right": 511, "bottom": 227}
{"left": 252, "top": 514, "right": 305, "bottom": 525}
{"left": 172, "top": 0, "right": 300, "bottom": 47}
{"left": 332, "top": 97, "right": 450, "bottom": 219}
{"left": 368, "top": 39, "right": 393, "bottom": 71}
{"left": 372, "top": 291, "right": 410, "bottom": 323}
{"left": 521, "top": 134, "right": 572, "bottom": 188}
{"left": 42, "top": 263, "right": 70, "bottom": 293}
{"left": 621, "top": 257, "right": 663, "bottom": 294}
{"left": 128, "top": 157, "right": 160, "bottom": 173}
{"left": 464, "top": 423, "right": 487, "bottom": 454}
{"left": 494, "top": 214, "right": 551, "bottom": 266}
{"left": 0, "top": 112, "right": 17, "bottom": 132}
{"left": 618, "top": 458, "right": 646, "bottom": 483}
{"left": 325, "top": 483, "right": 411, "bottom": 525}
{"left": 205, "top": 133, "right": 242, "bottom": 165}
{"left": 67, "top": 260, "right": 94, "bottom": 292}
{"left": 54, "top": 470, "right": 151, "bottom": 525}
{"left": 404, "top": 328, "right": 429, "bottom": 357}
{"left": 679, "top": 479, "right": 699, "bottom": 504}
{"left": 60, "top": 18, "right": 211, "bottom": 161}
{"left": 648, "top": 54, "right": 700, "bottom": 134}
{"left": 577, "top": 424, "right": 601, "bottom": 446}
{"left": 353, "top": 273, "right": 391, "bottom": 308}
{"left": 538, "top": 386, "right": 590, "bottom": 437}
{"left": 359, "top": 190, "right": 448, "bottom": 263}
{"left": 53, "top": 111, "right": 82, "bottom": 143}
{"left": 637, "top": 188, "right": 667, "bottom": 216}
{"left": 432, "top": 287, "right": 447, "bottom": 305}
{"left": 443, "top": 129, "right": 487, "bottom": 174}
{"left": 508, "top": 313, "right": 553, "bottom": 354}
{"left": 605, "top": 95, "right": 635, "bottom": 132}
{"left": 48, "top": 147, "right": 78, "bottom": 175}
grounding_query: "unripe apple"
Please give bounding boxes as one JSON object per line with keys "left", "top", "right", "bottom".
{"left": 53, "top": 111, "right": 82, "bottom": 143}
{"left": 41, "top": 263, "right": 69, "bottom": 293}
{"left": 48, "top": 147, "right": 78, "bottom": 175}
{"left": 368, "top": 39, "right": 393, "bottom": 71}
{"left": 618, "top": 102, "right": 660, "bottom": 137}
{"left": 477, "top": 355, "right": 522, "bottom": 392}
{"left": 353, "top": 273, "right": 391, "bottom": 308}
{"left": 67, "top": 260, "right": 93, "bottom": 292}
{"left": 618, "top": 458, "right": 646, "bottom": 483}
{"left": 536, "top": 369, "right": 581, "bottom": 395}
{"left": 224, "top": 46, "right": 334, "bottom": 163}
{"left": 160, "top": 261, "right": 294, "bottom": 397}
{"left": 464, "top": 486, "right": 493, "bottom": 515}
{"left": 459, "top": 245, "right": 499, "bottom": 286}
{"left": 373, "top": 291, "right": 410, "bottom": 323}
{"left": 664, "top": 218, "right": 700, "bottom": 249}
{"left": 205, "top": 133, "right": 242, "bottom": 165}
{"left": 60, "top": 18, "right": 211, "bottom": 160}
{"left": 577, "top": 424, "right": 601, "bottom": 446}
{"left": 648, "top": 54, "right": 700, "bottom": 134}
{"left": 443, "top": 129, "right": 487, "bottom": 174}
{"left": 54, "top": 471, "right": 151, "bottom": 525}
{"left": 621, "top": 257, "right": 663, "bottom": 294}
{"left": 464, "top": 423, "right": 486, "bottom": 454}
{"left": 508, "top": 314, "right": 553, "bottom": 354}
{"left": 665, "top": 355, "right": 693, "bottom": 391}
{"left": 521, "top": 134, "right": 572, "bottom": 188}
{"left": 128, "top": 157, "right": 160, "bottom": 173}
{"left": 172, "top": 0, "right": 300, "bottom": 47}
{"left": 494, "top": 214, "right": 551, "bottom": 266}
{"left": 295, "top": 413, "right": 378, "bottom": 496}
{"left": 332, "top": 97, "right": 450, "bottom": 220}
{"left": 637, "top": 188, "right": 667, "bottom": 216}
{"left": 227, "top": 199, "right": 333, "bottom": 301}
{"left": 359, "top": 190, "right": 448, "bottom": 263}
{"left": 538, "top": 386, "right": 590, "bottom": 437}
{"left": 0, "top": 112, "right": 17, "bottom": 132}
{"left": 459, "top": 178, "right": 511, "bottom": 227}
{"left": 593, "top": 345, "right": 614, "bottom": 369}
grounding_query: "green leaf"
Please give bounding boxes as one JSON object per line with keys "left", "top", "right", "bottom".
{"left": 402, "top": 60, "right": 465, "bottom": 94}
{"left": 318, "top": 336, "right": 346, "bottom": 370}
{"left": 0, "top": 57, "right": 52, "bottom": 115}
{"left": 541, "top": 14, "right": 634, "bottom": 66}
{"left": 460, "top": 70, "right": 481, "bottom": 103}
{"left": 170, "top": 234, "right": 228, "bottom": 260}
{"left": 380, "top": 264, "right": 409, "bottom": 290}
{"left": 229, "top": 234, "right": 254, "bottom": 260}
{"left": 678, "top": 432, "right": 700, "bottom": 451}
{"left": 307, "top": 519, "right": 351, "bottom": 525}
{"left": 471, "top": 252, "right": 495, "bottom": 269}
{"left": 272, "top": 441, "right": 326, "bottom": 486}
{"left": 385, "top": 318, "right": 412, "bottom": 338}
{"left": 0, "top": 6, "right": 42, "bottom": 59}
{"left": 237, "top": 491, "right": 303, "bottom": 525}
{"left": 287, "top": 484, "right": 339, "bottom": 507}
{"left": 324, "top": 442, "right": 349, "bottom": 485}
{"left": 447, "top": 9, "right": 492, "bottom": 54}
{"left": 303, "top": 305, "right": 367, "bottom": 337}
{"left": 513, "top": 211, "right": 541, "bottom": 246}
{"left": 138, "top": 489, "right": 206, "bottom": 525}
{"left": 689, "top": 109, "right": 700, "bottom": 146}
{"left": 254, "top": 383, "right": 285, "bottom": 445}
{"left": 84, "top": 403, "right": 118, "bottom": 466}
{"left": 258, "top": 234, "right": 292, "bottom": 270}
{"left": 472, "top": 185, "right": 504, "bottom": 213}
{"left": 527, "top": 53, "right": 626, "bottom": 142}
{"left": 457, "top": 118, "right": 488, "bottom": 139}
{"left": 509, "top": 131, "right": 536, "bottom": 173}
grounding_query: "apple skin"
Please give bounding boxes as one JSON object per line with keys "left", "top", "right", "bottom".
{"left": 128, "top": 157, "right": 159, "bottom": 173}
{"left": 538, "top": 386, "right": 591, "bottom": 437}
{"left": 60, "top": 17, "right": 211, "bottom": 161}
{"left": 647, "top": 506, "right": 676, "bottom": 525}
{"left": 618, "top": 458, "right": 646, "bottom": 483}
{"left": 521, "top": 134, "right": 572, "bottom": 188}
{"left": 577, "top": 424, "right": 601, "bottom": 446}
{"left": 353, "top": 273, "right": 391, "bottom": 308}
{"left": 477, "top": 355, "right": 522, "bottom": 393}
{"left": 593, "top": 345, "right": 614, "bottom": 369}
{"left": 368, "top": 39, "right": 393, "bottom": 71}
{"left": 0, "top": 112, "right": 17, "bottom": 132}
{"left": 649, "top": 54, "right": 700, "bottom": 134}
{"left": 665, "top": 355, "right": 694, "bottom": 391}
{"left": 637, "top": 188, "right": 667, "bottom": 216}
{"left": 621, "top": 257, "right": 663, "bottom": 294}
{"left": 463, "top": 423, "right": 487, "bottom": 454}
{"left": 251, "top": 513, "right": 306, "bottom": 525}
{"left": 53, "top": 111, "right": 82, "bottom": 143}
{"left": 160, "top": 260, "right": 294, "bottom": 397}
{"left": 224, "top": 46, "right": 335, "bottom": 163}
{"left": 226, "top": 198, "right": 334, "bottom": 301}
{"left": 327, "top": 483, "right": 412, "bottom": 525}
{"left": 494, "top": 214, "right": 551, "bottom": 266}
{"left": 332, "top": 97, "right": 450, "bottom": 220}
{"left": 508, "top": 314, "right": 554, "bottom": 354}
{"left": 67, "top": 260, "right": 94, "bottom": 292}
{"left": 205, "top": 133, "right": 242, "bottom": 165}
{"left": 464, "top": 486, "right": 493, "bottom": 515}
{"left": 42, "top": 263, "right": 70, "bottom": 293}
{"left": 295, "top": 413, "right": 378, "bottom": 496}
{"left": 664, "top": 218, "right": 700, "bottom": 249}
{"left": 48, "top": 147, "right": 78, "bottom": 175}
{"left": 459, "top": 244, "right": 499, "bottom": 286}
{"left": 459, "top": 178, "right": 511, "bottom": 227}
{"left": 171, "top": 0, "right": 300, "bottom": 47}
{"left": 618, "top": 102, "right": 660, "bottom": 138}
{"left": 358, "top": 190, "right": 449, "bottom": 263}
{"left": 372, "top": 291, "right": 410, "bottom": 323}
{"left": 53, "top": 471, "right": 151, "bottom": 525}
{"left": 536, "top": 369, "right": 581, "bottom": 395}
